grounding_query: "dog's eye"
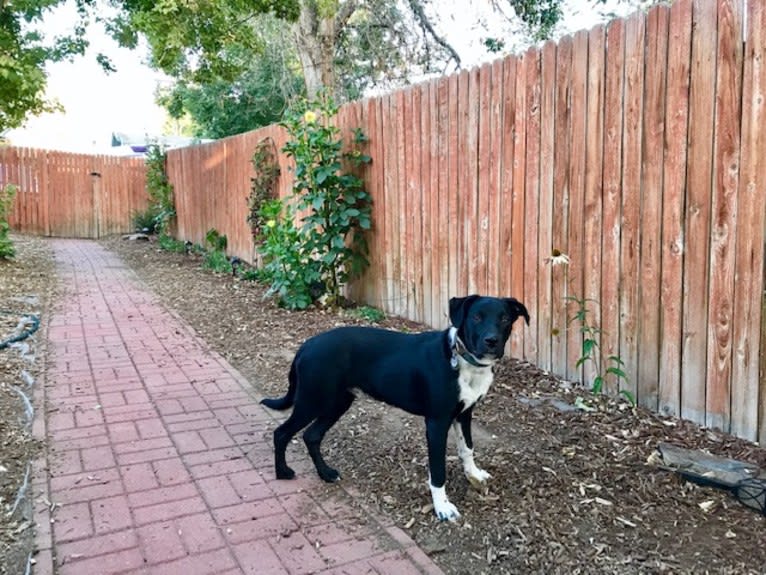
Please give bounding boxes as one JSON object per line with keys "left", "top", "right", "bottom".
{"left": 472, "top": 314, "right": 482, "bottom": 323}
{"left": 500, "top": 315, "right": 511, "bottom": 324}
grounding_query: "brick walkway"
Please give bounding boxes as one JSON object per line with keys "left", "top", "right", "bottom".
{"left": 32, "top": 239, "right": 442, "bottom": 575}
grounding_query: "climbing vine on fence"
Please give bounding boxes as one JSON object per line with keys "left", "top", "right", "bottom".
{"left": 247, "top": 137, "right": 281, "bottom": 239}
{"left": 145, "top": 144, "right": 175, "bottom": 234}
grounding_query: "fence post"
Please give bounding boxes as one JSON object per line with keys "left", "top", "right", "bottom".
{"left": 90, "top": 170, "right": 102, "bottom": 239}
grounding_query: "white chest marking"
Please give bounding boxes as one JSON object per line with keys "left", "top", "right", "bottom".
{"left": 456, "top": 359, "right": 493, "bottom": 411}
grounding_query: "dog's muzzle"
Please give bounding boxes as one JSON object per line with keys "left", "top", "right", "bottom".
{"left": 481, "top": 334, "right": 503, "bottom": 357}
{"left": 448, "top": 327, "right": 494, "bottom": 369}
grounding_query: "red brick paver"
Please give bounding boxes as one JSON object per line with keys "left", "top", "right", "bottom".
{"left": 34, "top": 239, "right": 443, "bottom": 575}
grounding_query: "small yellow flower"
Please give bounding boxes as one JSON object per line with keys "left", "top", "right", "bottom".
{"left": 303, "top": 110, "right": 318, "bottom": 124}
{"left": 266, "top": 220, "right": 276, "bottom": 228}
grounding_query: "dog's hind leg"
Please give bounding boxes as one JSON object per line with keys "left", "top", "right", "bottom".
{"left": 303, "top": 391, "right": 355, "bottom": 482}
{"left": 272, "top": 405, "right": 317, "bottom": 480}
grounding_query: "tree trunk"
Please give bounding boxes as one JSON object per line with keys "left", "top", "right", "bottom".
{"left": 293, "top": 1, "right": 337, "bottom": 99}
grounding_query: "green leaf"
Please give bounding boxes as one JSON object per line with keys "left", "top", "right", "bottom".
{"left": 606, "top": 367, "right": 627, "bottom": 379}
{"left": 591, "top": 376, "right": 604, "bottom": 394}
{"left": 581, "top": 338, "right": 597, "bottom": 357}
{"left": 314, "top": 168, "right": 327, "bottom": 184}
{"left": 608, "top": 355, "right": 625, "bottom": 366}
{"left": 332, "top": 235, "right": 346, "bottom": 249}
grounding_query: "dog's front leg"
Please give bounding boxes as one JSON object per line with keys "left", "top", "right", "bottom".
{"left": 426, "top": 417, "right": 460, "bottom": 521}
{"left": 453, "top": 407, "right": 491, "bottom": 487}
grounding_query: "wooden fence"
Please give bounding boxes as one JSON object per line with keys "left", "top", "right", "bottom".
{"left": 164, "top": 0, "right": 766, "bottom": 442}
{"left": 1, "top": 147, "right": 148, "bottom": 237}
{"left": 165, "top": 126, "right": 292, "bottom": 261}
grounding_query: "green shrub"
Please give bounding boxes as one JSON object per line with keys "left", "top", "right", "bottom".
{"left": 255, "top": 198, "right": 319, "bottom": 309}
{"left": 199, "top": 228, "right": 232, "bottom": 274}
{"left": 0, "top": 184, "right": 17, "bottom": 259}
{"left": 131, "top": 207, "right": 161, "bottom": 233}
{"left": 158, "top": 234, "right": 186, "bottom": 253}
{"left": 202, "top": 249, "right": 233, "bottom": 274}
{"left": 260, "top": 93, "right": 371, "bottom": 308}
{"left": 239, "top": 268, "right": 261, "bottom": 282}
{"left": 349, "top": 305, "right": 386, "bottom": 323}
{"left": 205, "top": 228, "right": 228, "bottom": 252}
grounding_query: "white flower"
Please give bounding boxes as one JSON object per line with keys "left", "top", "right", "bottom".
{"left": 545, "top": 250, "right": 570, "bottom": 266}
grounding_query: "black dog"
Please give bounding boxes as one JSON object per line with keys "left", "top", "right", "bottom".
{"left": 261, "top": 295, "right": 529, "bottom": 521}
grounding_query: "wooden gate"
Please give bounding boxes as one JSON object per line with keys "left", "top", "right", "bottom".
{"left": 1, "top": 147, "right": 148, "bottom": 238}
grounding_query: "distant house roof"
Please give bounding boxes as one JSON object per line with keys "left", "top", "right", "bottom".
{"left": 111, "top": 132, "right": 213, "bottom": 151}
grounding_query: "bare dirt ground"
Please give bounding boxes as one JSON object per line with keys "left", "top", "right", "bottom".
{"left": 2, "top": 233, "right": 765, "bottom": 574}
{"left": 0, "top": 235, "right": 57, "bottom": 575}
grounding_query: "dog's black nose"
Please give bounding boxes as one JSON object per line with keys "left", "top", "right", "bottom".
{"left": 484, "top": 335, "right": 499, "bottom": 348}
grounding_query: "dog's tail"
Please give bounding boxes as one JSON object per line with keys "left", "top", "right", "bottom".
{"left": 260, "top": 359, "right": 297, "bottom": 410}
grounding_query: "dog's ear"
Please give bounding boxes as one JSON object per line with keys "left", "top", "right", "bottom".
{"left": 505, "top": 298, "right": 530, "bottom": 325}
{"left": 449, "top": 295, "right": 480, "bottom": 328}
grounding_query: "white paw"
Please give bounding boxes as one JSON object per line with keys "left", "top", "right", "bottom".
{"left": 434, "top": 499, "right": 461, "bottom": 522}
{"left": 466, "top": 466, "right": 492, "bottom": 485}
{"left": 429, "top": 483, "right": 461, "bottom": 522}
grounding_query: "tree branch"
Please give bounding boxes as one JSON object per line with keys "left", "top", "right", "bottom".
{"left": 406, "top": 0, "right": 461, "bottom": 69}
{"left": 334, "top": 0, "right": 359, "bottom": 41}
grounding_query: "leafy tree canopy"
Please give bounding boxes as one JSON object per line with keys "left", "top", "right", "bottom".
{"left": 2, "top": 0, "right": 656, "bottom": 138}
{"left": 109, "top": 0, "right": 650, "bottom": 130}
{"left": 1, "top": 0, "right": 299, "bottom": 134}
{"left": 103, "top": 0, "right": 301, "bottom": 83}
{"left": 157, "top": 17, "right": 305, "bottom": 139}
{"left": 0, "top": 0, "right": 92, "bottom": 132}
{"left": 104, "top": 0, "right": 576, "bottom": 99}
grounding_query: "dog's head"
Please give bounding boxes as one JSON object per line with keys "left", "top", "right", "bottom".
{"left": 449, "top": 295, "right": 530, "bottom": 360}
